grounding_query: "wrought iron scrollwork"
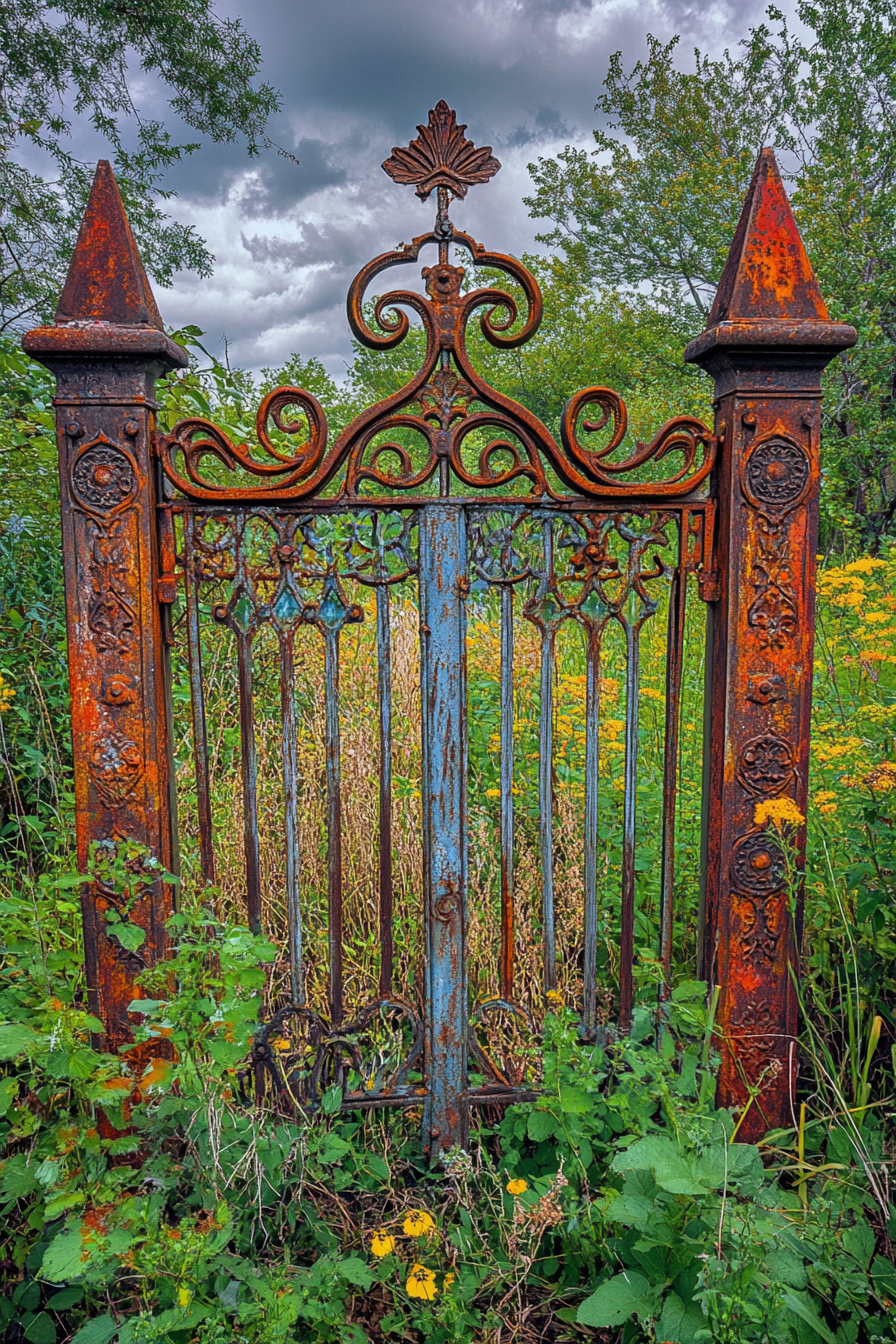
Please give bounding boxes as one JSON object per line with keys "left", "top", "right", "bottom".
{"left": 250, "top": 998, "right": 425, "bottom": 1111}
{"left": 158, "top": 104, "right": 715, "bottom": 505}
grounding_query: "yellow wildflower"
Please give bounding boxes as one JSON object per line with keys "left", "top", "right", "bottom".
{"left": 406, "top": 1264, "right": 438, "bottom": 1300}
{"left": 506, "top": 1178, "right": 528, "bottom": 1196}
{"left": 370, "top": 1230, "right": 396, "bottom": 1257}
{"left": 845, "top": 557, "right": 887, "bottom": 574}
{"left": 444, "top": 1272, "right": 456, "bottom": 1290}
{"left": 0, "top": 672, "right": 13, "bottom": 713}
{"left": 545, "top": 989, "right": 563, "bottom": 1008}
{"left": 819, "top": 803, "right": 838, "bottom": 815}
{"left": 754, "top": 798, "right": 805, "bottom": 829}
{"left": 864, "top": 763, "right": 896, "bottom": 792}
{"left": 403, "top": 1210, "right": 435, "bottom": 1238}
{"left": 813, "top": 790, "right": 837, "bottom": 804}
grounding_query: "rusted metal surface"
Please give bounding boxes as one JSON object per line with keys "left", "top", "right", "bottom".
{"left": 22, "top": 162, "right": 187, "bottom": 1058}
{"left": 686, "top": 149, "right": 856, "bottom": 1138}
{"left": 23, "top": 118, "right": 854, "bottom": 1152}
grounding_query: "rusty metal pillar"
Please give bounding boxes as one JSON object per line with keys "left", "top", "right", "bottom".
{"left": 685, "top": 150, "right": 856, "bottom": 1137}
{"left": 23, "top": 162, "right": 187, "bottom": 1055}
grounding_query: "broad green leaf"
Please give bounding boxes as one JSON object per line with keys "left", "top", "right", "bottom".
{"left": 108, "top": 921, "right": 146, "bottom": 953}
{"left": 44, "top": 1191, "right": 86, "bottom": 1220}
{"left": 45, "top": 1287, "right": 83, "bottom": 1309}
{"left": 0, "top": 1076, "right": 18, "bottom": 1116}
{"left": 558, "top": 1084, "right": 592, "bottom": 1114}
{"left": 655, "top": 1291, "right": 709, "bottom": 1343}
{"left": 0, "top": 1023, "right": 35, "bottom": 1059}
{"left": 527, "top": 1109, "right": 558, "bottom": 1142}
{"left": 40, "top": 1226, "right": 87, "bottom": 1283}
{"left": 337, "top": 1256, "right": 374, "bottom": 1288}
{"left": 316, "top": 1134, "right": 352, "bottom": 1165}
{"left": 1, "top": 1155, "right": 40, "bottom": 1198}
{"left": 577, "top": 1271, "right": 656, "bottom": 1327}
{"left": 321, "top": 1084, "right": 343, "bottom": 1116}
{"left": 24, "top": 1313, "right": 56, "bottom": 1344}
{"left": 611, "top": 1135, "right": 707, "bottom": 1196}
{"left": 70, "top": 1320, "right": 119, "bottom": 1344}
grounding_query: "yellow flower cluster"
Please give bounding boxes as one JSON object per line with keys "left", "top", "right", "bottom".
{"left": 369, "top": 1210, "right": 453, "bottom": 1300}
{"left": 754, "top": 798, "right": 805, "bottom": 829}
{"left": 0, "top": 671, "right": 13, "bottom": 713}
{"left": 863, "top": 762, "right": 896, "bottom": 793}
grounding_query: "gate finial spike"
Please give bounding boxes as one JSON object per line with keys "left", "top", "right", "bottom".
{"left": 55, "top": 161, "right": 164, "bottom": 329}
{"left": 705, "top": 147, "right": 828, "bottom": 326}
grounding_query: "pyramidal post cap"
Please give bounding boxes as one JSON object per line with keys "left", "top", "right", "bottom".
{"left": 685, "top": 147, "right": 856, "bottom": 363}
{"left": 55, "top": 160, "right": 164, "bottom": 328}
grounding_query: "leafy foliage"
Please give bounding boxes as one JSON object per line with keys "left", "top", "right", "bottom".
{"left": 0, "top": 0, "right": 281, "bottom": 329}
{"left": 526, "top": 0, "right": 896, "bottom": 551}
{"left": 0, "top": 881, "right": 893, "bottom": 1342}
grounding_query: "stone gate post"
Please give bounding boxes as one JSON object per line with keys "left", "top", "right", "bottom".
{"left": 685, "top": 150, "right": 856, "bottom": 1137}
{"left": 23, "top": 163, "right": 187, "bottom": 1055}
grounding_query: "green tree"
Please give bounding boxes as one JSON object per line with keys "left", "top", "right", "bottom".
{"left": 526, "top": 0, "right": 896, "bottom": 551}
{"left": 0, "top": 0, "right": 281, "bottom": 330}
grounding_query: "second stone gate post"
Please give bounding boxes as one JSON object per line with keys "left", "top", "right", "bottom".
{"left": 686, "top": 150, "right": 856, "bottom": 1137}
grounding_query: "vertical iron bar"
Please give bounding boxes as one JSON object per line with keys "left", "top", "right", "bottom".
{"left": 499, "top": 583, "right": 515, "bottom": 1001}
{"left": 419, "top": 504, "right": 467, "bottom": 1157}
{"left": 236, "top": 629, "right": 262, "bottom": 934}
{"left": 539, "top": 522, "right": 557, "bottom": 993}
{"left": 583, "top": 626, "right": 601, "bottom": 1037}
{"left": 376, "top": 584, "right": 395, "bottom": 999}
{"left": 619, "top": 616, "right": 641, "bottom": 1033}
{"left": 183, "top": 514, "right": 216, "bottom": 890}
{"left": 323, "top": 630, "right": 344, "bottom": 1026}
{"left": 280, "top": 629, "right": 304, "bottom": 1004}
{"left": 659, "top": 535, "right": 688, "bottom": 999}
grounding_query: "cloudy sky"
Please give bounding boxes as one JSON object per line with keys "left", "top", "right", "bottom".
{"left": 147, "top": 0, "right": 772, "bottom": 377}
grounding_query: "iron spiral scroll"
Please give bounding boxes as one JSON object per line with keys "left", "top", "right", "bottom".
{"left": 158, "top": 103, "right": 714, "bottom": 506}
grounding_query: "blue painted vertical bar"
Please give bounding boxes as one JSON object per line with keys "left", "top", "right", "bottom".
{"left": 322, "top": 630, "right": 344, "bottom": 1026}
{"left": 419, "top": 504, "right": 468, "bottom": 1156}
{"left": 583, "top": 627, "right": 601, "bottom": 1037}
{"left": 280, "top": 631, "right": 304, "bottom": 1005}
{"left": 376, "top": 583, "right": 395, "bottom": 998}
{"left": 236, "top": 628, "right": 262, "bottom": 934}
{"left": 539, "top": 520, "right": 557, "bottom": 993}
{"left": 620, "top": 618, "right": 641, "bottom": 1032}
{"left": 499, "top": 584, "right": 515, "bottom": 1000}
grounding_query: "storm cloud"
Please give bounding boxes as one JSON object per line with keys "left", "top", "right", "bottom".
{"left": 152, "top": 0, "right": 773, "bottom": 374}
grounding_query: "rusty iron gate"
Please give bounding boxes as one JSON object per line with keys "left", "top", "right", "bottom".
{"left": 23, "top": 105, "right": 856, "bottom": 1150}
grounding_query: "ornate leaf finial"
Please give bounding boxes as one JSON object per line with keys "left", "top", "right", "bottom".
{"left": 382, "top": 101, "right": 500, "bottom": 200}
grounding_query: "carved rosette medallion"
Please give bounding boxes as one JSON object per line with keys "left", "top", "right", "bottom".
{"left": 89, "top": 732, "right": 144, "bottom": 809}
{"left": 735, "top": 894, "right": 784, "bottom": 964}
{"left": 743, "top": 438, "right": 810, "bottom": 510}
{"left": 729, "top": 998, "right": 780, "bottom": 1077}
{"left": 735, "top": 734, "right": 796, "bottom": 797}
{"left": 72, "top": 440, "right": 138, "bottom": 513}
{"left": 730, "top": 831, "right": 787, "bottom": 896}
